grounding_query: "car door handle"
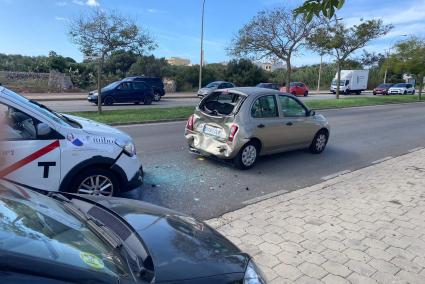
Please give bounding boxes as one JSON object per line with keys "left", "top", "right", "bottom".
{"left": 257, "top": 124, "right": 265, "bottom": 128}
{"left": 286, "top": 122, "right": 293, "bottom": 126}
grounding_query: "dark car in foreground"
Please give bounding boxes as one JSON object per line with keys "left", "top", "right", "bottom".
{"left": 0, "top": 181, "right": 267, "bottom": 284}
{"left": 373, "top": 83, "right": 394, "bottom": 95}
{"left": 88, "top": 79, "right": 154, "bottom": 106}
{"left": 125, "top": 76, "right": 166, "bottom": 102}
{"left": 197, "top": 81, "right": 235, "bottom": 98}
{"left": 256, "top": 83, "right": 280, "bottom": 90}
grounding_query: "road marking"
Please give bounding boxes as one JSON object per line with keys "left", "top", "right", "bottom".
{"left": 321, "top": 170, "right": 351, "bottom": 181}
{"left": 408, "top": 147, "right": 424, "bottom": 153}
{"left": 242, "top": 189, "right": 289, "bottom": 205}
{"left": 371, "top": 156, "right": 393, "bottom": 164}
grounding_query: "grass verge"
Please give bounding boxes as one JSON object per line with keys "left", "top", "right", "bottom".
{"left": 69, "top": 95, "right": 424, "bottom": 125}
{"left": 70, "top": 106, "right": 195, "bottom": 124}
{"left": 305, "top": 95, "right": 424, "bottom": 110}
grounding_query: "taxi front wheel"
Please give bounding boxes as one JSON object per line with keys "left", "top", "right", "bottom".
{"left": 70, "top": 168, "right": 120, "bottom": 197}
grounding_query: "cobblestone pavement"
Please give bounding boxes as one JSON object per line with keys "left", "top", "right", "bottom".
{"left": 207, "top": 149, "right": 425, "bottom": 283}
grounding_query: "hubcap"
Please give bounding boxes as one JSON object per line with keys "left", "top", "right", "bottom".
{"left": 78, "top": 175, "right": 114, "bottom": 196}
{"left": 241, "top": 145, "right": 257, "bottom": 167}
{"left": 154, "top": 93, "right": 161, "bottom": 101}
{"left": 316, "top": 134, "right": 327, "bottom": 151}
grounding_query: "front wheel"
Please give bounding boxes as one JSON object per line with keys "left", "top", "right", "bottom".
{"left": 403, "top": 91, "right": 407, "bottom": 95}
{"left": 310, "top": 130, "right": 329, "bottom": 154}
{"left": 103, "top": 96, "right": 114, "bottom": 106}
{"left": 304, "top": 91, "right": 308, "bottom": 97}
{"left": 234, "top": 142, "right": 258, "bottom": 170}
{"left": 69, "top": 168, "right": 120, "bottom": 197}
{"left": 153, "top": 92, "right": 161, "bottom": 102}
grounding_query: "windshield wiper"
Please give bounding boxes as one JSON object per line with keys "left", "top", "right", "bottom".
{"left": 52, "top": 195, "right": 146, "bottom": 281}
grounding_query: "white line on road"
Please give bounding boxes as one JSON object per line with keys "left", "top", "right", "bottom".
{"left": 321, "top": 170, "right": 351, "bottom": 181}
{"left": 371, "top": 156, "right": 393, "bottom": 164}
{"left": 408, "top": 147, "right": 424, "bottom": 153}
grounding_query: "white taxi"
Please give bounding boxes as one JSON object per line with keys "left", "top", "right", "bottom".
{"left": 0, "top": 86, "right": 143, "bottom": 196}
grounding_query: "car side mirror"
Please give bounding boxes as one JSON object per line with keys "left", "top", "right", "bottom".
{"left": 309, "top": 110, "right": 316, "bottom": 116}
{"left": 37, "top": 123, "right": 52, "bottom": 137}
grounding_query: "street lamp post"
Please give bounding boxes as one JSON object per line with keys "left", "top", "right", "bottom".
{"left": 198, "top": 0, "right": 206, "bottom": 91}
{"left": 317, "top": 54, "right": 323, "bottom": 92}
{"left": 384, "top": 34, "right": 407, "bottom": 83}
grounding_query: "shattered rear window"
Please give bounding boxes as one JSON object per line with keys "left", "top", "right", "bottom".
{"left": 200, "top": 91, "right": 244, "bottom": 116}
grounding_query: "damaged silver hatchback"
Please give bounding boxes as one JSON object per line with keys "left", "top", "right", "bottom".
{"left": 185, "top": 87, "right": 330, "bottom": 169}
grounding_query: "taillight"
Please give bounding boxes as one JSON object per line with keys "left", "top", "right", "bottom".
{"left": 228, "top": 124, "right": 239, "bottom": 142}
{"left": 187, "top": 114, "right": 195, "bottom": 131}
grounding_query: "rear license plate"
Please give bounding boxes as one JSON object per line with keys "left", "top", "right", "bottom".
{"left": 203, "top": 125, "right": 222, "bottom": 137}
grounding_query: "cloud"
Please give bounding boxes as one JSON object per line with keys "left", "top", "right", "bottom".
{"left": 55, "top": 16, "right": 70, "bottom": 22}
{"left": 72, "top": 0, "right": 99, "bottom": 6}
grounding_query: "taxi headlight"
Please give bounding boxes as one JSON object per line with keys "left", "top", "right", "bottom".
{"left": 115, "top": 139, "right": 136, "bottom": 157}
{"left": 244, "top": 260, "right": 267, "bottom": 284}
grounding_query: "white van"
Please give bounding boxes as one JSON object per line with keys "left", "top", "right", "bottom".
{"left": 330, "top": 70, "right": 369, "bottom": 95}
{"left": 0, "top": 86, "right": 143, "bottom": 196}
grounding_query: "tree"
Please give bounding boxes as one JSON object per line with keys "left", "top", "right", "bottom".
{"left": 69, "top": 9, "right": 156, "bottom": 113}
{"left": 388, "top": 37, "right": 425, "bottom": 100}
{"left": 226, "top": 59, "right": 268, "bottom": 86}
{"left": 229, "top": 6, "right": 317, "bottom": 92}
{"left": 294, "top": 0, "right": 345, "bottom": 22}
{"left": 308, "top": 18, "right": 392, "bottom": 98}
{"left": 128, "top": 55, "right": 169, "bottom": 77}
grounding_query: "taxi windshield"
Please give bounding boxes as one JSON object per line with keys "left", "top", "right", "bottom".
{"left": 1, "top": 88, "right": 76, "bottom": 128}
{"left": 0, "top": 184, "right": 132, "bottom": 282}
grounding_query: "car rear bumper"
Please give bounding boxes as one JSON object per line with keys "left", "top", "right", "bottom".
{"left": 185, "top": 130, "right": 246, "bottom": 160}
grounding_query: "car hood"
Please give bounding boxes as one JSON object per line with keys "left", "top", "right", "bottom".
{"left": 85, "top": 197, "right": 249, "bottom": 282}
{"left": 198, "top": 87, "right": 216, "bottom": 93}
{"left": 63, "top": 114, "right": 129, "bottom": 137}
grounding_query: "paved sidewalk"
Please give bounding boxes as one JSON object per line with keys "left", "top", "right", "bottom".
{"left": 207, "top": 149, "right": 425, "bottom": 283}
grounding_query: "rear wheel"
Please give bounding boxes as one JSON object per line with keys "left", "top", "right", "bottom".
{"left": 234, "top": 142, "right": 259, "bottom": 170}
{"left": 153, "top": 92, "right": 161, "bottom": 102}
{"left": 134, "top": 101, "right": 140, "bottom": 105}
{"left": 69, "top": 168, "right": 120, "bottom": 197}
{"left": 144, "top": 96, "right": 153, "bottom": 105}
{"left": 104, "top": 96, "right": 114, "bottom": 106}
{"left": 310, "top": 130, "right": 328, "bottom": 154}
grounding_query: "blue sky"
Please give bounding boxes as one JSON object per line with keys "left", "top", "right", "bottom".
{"left": 0, "top": 0, "right": 424, "bottom": 66}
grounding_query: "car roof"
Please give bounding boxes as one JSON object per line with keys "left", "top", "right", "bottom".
{"left": 226, "top": 87, "right": 281, "bottom": 97}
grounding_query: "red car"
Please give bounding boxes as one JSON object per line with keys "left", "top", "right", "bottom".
{"left": 373, "top": 83, "right": 394, "bottom": 95}
{"left": 289, "top": 82, "right": 309, "bottom": 96}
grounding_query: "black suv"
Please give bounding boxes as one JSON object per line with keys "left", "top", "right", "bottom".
{"left": 125, "top": 76, "right": 166, "bottom": 101}
{"left": 88, "top": 79, "right": 154, "bottom": 106}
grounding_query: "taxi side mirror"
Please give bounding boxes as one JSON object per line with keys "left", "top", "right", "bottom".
{"left": 37, "top": 123, "right": 52, "bottom": 137}
{"left": 309, "top": 110, "right": 316, "bottom": 116}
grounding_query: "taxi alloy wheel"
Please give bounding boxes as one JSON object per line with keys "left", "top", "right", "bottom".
{"left": 72, "top": 168, "right": 119, "bottom": 196}
{"left": 78, "top": 175, "right": 114, "bottom": 196}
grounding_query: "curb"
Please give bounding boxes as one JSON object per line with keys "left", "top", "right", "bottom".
{"left": 24, "top": 95, "right": 197, "bottom": 102}
{"left": 207, "top": 146, "right": 425, "bottom": 226}
{"left": 110, "top": 118, "right": 188, "bottom": 126}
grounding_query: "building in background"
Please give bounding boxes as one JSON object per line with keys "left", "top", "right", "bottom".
{"left": 167, "top": 57, "right": 191, "bottom": 66}
{"left": 255, "top": 61, "right": 285, "bottom": 72}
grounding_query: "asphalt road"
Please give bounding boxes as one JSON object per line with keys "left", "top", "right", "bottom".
{"left": 45, "top": 93, "right": 374, "bottom": 112}
{"left": 118, "top": 103, "right": 425, "bottom": 220}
